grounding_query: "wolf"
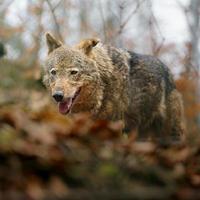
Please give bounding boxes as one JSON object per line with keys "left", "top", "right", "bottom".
{"left": 43, "top": 33, "right": 185, "bottom": 140}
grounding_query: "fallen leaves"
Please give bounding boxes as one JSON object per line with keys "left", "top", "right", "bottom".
{"left": 0, "top": 101, "right": 200, "bottom": 200}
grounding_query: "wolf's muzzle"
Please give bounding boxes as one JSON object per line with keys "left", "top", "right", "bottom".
{"left": 53, "top": 91, "right": 64, "bottom": 102}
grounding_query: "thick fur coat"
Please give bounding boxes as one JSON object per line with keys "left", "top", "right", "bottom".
{"left": 43, "top": 33, "right": 185, "bottom": 140}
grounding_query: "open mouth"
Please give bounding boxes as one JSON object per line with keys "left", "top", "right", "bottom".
{"left": 58, "top": 88, "right": 81, "bottom": 115}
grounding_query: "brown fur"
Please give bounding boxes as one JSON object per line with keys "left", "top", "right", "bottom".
{"left": 43, "top": 33, "right": 185, "bottom": 140}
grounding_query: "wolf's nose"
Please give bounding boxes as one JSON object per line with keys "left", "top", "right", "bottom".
{"left": 53, "top": 91, "right": 64, "bottom": 102}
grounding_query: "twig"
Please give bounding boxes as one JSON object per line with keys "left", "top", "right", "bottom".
{"left": 52, "top": 0, "right": 63, "bottom": 12}
{"left": 149, "top": 7, "right": 165, "bottom": 55}
{"left": 176, "top": 0, "right": 200, "bottom": 72}
{"left": 45, "top": 0, "right": 63, "bottom": 42}
{"left": 117, "top": 0, "right": 146, "bottom": 35}
{"left": 0, "top": 0, "right": 14, "bottom": 13}
{"left": 98, "top": 0, "right": 107, "bottom": 42}
{"left": 175, "top": 0, "right": 193, "bottom": 32}
{"left": 154, "top": 37, "right": 165, "bottom": 56}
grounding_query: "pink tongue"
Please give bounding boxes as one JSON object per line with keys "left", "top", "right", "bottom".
{"left": 58, "top": 98, "right": 72, "bottom": 114}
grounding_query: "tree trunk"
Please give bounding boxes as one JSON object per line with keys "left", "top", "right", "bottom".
{"left": 188, "top": 0, "right": 200, "bottom": 126}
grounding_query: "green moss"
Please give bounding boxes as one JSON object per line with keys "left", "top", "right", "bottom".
{"left": 97, "top": 162, "right": 120, "bottom": 178}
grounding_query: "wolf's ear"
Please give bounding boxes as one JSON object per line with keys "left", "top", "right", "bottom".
{"left": 76, "top": 38, "right": 100, "bottom": 55}
{"left": 46, "top": 32, "right": 62, "bottom": 54}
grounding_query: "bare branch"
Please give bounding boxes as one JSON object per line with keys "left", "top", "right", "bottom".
{"left": 98, "top": 0, "right": 107, "bottom": 42}
{"left": 0, "top": 0, "right": 14, "bottom": 13}
{"left": 175, "top": 0, "right": 197, "bottom": 34}
{"left": 45, "top": 0, "right": 63, "bottom": 42}
{"left": 117, "top": 0, "right": 146, "bottom": 35}
{"left": 149, "top": 7, "right": 165, "bottom": 55}
{"left": 176, "top": 0, "right": 200, "bottom": 71}
{"left": 52, "top": 0, "right": 63, "bottom": 12}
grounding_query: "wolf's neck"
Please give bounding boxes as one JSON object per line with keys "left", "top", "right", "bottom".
{"left": 87, "top": 45, "right": 129, "bottom": 121}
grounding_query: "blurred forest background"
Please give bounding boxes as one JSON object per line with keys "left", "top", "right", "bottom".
{"left": 0, "top": 0, "right": 200, "bottom": 199}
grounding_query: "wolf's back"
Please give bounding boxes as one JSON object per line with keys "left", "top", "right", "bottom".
{"left": 105, "top": 45, "right": 184, "bottom": 139}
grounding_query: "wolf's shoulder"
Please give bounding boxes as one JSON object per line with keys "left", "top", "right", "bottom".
{"left": 103, "top": 44, "right": 165, "bottom": 72}
{"left": 104, "top": 44, "right": 176, "bottom": 93}
{"left": 103, "top": 45, "right": 130, "bottom": 71}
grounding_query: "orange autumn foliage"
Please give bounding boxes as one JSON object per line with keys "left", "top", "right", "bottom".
{"left": 176, "top": 73, "right": 200, "bottom": 134}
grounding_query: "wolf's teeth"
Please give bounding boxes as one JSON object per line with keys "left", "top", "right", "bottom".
{"left": 58, "top": 88, "right": 81, "bottom": 115}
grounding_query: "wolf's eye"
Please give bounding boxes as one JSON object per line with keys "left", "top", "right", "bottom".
{"left": 70, "top": 69, "right": 78, "bottom": 75}
{"left": 50, "top": 68, "right": 56, "bottom": 75}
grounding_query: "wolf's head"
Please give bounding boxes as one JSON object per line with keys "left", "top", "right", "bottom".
{"left": 43, "top": 33, "right": 101, "bottom": 115}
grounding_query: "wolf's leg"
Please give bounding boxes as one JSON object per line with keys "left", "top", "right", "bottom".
{"left": 167, "top": 90, "right": 185, "bottom": 141}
